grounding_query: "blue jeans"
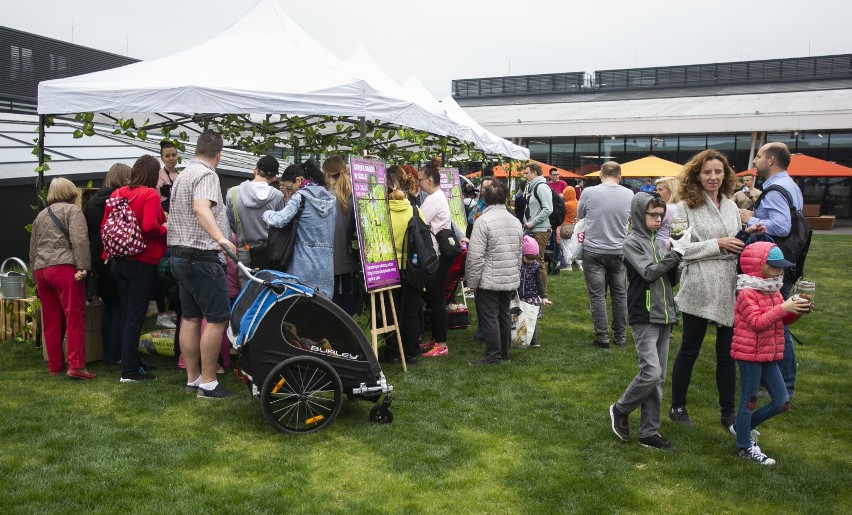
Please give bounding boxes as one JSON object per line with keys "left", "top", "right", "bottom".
{"left": 581, "top": 249, "right": 627, "bottom": 345}
{"left": 780, "top": 278, "right": 796, "bottom": 397}
{"left": 111, "top": 259, "right": 156, "bottom": 375}
{"left": 735, "top": 360, "right": 789, "bottom": 449}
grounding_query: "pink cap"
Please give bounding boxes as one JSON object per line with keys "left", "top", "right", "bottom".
{"left": 522, "top": 235, "right": 539, "bottom": 256}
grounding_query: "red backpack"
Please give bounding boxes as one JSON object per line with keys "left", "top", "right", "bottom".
{"left": 101, "top": 196, "right": 147, "bottom": 259}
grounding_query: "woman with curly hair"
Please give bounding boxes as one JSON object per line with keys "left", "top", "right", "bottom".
{"left": 668, "top": 149, "right": 745, "bottom": 429}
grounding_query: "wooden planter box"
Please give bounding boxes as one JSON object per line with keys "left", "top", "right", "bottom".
{"left": 1, "top": 297, "right": 40, "bottom": 342}
{"left": 41, "top": 302, "right": 104, "bottom": 363}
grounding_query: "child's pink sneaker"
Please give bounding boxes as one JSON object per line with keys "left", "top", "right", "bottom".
{"left": 422, "top": 345, "right": 448, "bottom": 358}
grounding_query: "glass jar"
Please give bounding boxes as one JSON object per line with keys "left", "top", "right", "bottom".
{"left": 670, "top": 218, "right": 688, "bottom": 240}
{"left": 792, "top": 280, "right": 815, "bottom": 305}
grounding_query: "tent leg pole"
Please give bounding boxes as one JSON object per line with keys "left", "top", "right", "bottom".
{"left": 37, "top": 114, "right": 46, "bottom": 208}
{"left": 359, "top": 117, "right": 367, "bottom": 157}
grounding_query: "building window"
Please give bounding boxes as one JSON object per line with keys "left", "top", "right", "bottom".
{"left": 49, "top": 54, "right": 70, "bottom": 78}
{"left": 10, "top": 45, "right": 34, "bottom": 81}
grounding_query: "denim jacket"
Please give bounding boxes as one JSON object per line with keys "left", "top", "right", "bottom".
{"left": 263, "top": 185, "right": 336, "bottom": 298}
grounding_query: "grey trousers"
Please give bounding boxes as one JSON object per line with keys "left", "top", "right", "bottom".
{"left": 476, "top": 289, "right": 512, "bottom": 363}
{"left": 582, "top": 249, "right": 627, "bottom": 345}
{"left": 616, "top": 323, "right": 671, "bottom": 438}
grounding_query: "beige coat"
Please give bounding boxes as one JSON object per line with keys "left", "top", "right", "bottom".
{"left": 673, "top": 194, "right": 740, "bottom": 327}
{"left": 29, "top": 202, "right": 91, "bottom": 272}
{"left": 465, "top": 205, "right": 523, "bottom": 291}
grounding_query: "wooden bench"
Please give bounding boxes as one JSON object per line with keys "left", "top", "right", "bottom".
{"left": 806, "top": 216, "right": 836, "bottom": 230}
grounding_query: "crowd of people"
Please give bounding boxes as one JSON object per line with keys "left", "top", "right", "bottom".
{"left": 29, "top": 132, "right": 811, "bottom": 464}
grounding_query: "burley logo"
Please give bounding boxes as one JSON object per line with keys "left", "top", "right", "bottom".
{"left": 310, "top": 345, "right": 359, "bottom": 361}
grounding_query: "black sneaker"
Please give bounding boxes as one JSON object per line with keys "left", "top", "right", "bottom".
{"left": 639, "top": 433, "right": 676, "bottom": 451}
{"left": 592, "top": 340, "right": 610, "bottom": 349}
{"left": 669, "top": 405, "right": 694, "bottom": 427}
{"left": 721, "top": 414, "right": 736, "bottom": 430}
{"left": 119, "top": 370, "right": 157, "bottom": 382}
{"left": 609, "top": 404, "right": 630, "bottom": 441}
{"left": 529, "top": 339, "right": 541, "bottom": 348}
{"left": 196, "top": 384, "right": 234, "bottom": 399}
{"left": 738, "top": 446, "right": 776, "bottom": 466}
{"left": 728, "top": 424, "right": 761, "bottom": 453}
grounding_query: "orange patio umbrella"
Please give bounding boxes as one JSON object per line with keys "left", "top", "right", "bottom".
{"left": 737, "top": 154, "right": 852, "bottom": 178}
{"left": 585, "top": 156, "right": 682, "bottom": 178}
{"left": 465, "top": 160, "right": 583, "bottom": 179}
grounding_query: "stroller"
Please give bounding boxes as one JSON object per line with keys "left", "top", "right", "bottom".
{"left": 226, "top": 249, "right": 393, "bottom": 434}
{"left": 444, "top": 249, "right": 470, "bottom": 329}
{"left": 545, "top": 231, "right": 561, "bottom": 276}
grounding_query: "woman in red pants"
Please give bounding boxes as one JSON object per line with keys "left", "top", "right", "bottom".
{"left": 30, "top": 177, "right": 95, "bottom": 379}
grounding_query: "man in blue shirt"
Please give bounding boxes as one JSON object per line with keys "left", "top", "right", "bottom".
{"left": 639, "top": 178, "right": 656, "bottom": 193}
{"left": 740, "top": 142, "right": 803, "bottom": 399}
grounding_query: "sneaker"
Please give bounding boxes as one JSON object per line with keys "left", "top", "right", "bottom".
{"left": 157, "top": 314, "right": 177, "bottom": 329}
{"left": 419, "top": 339, "right": 437, "bottom": 350}
{"left": 185, "top": 384, "right": 199, "bottom": 395}
{"left": 578, "top": 262, "right": 584, "bottom": 272}
{"left": 529, "top": 339, "right": 541, "bottom": 348}
{"left": 422, "top": 345, "right": 448, "bottom": 358}
{"left": 609, "top": 404, "right": 630, "bottom": 441}
{"left": 728, "top": 425, "right": 761, "bottom": 453}
{"left": 721, "top": 414, "right": 736, "bottom": 429}
{"left": 669, "top": 405, "right": 695, "bottom": 427}
{"left": 120, "top": 370, "right": 157, "bottom": 382}
{"left": 592, "top": 340, "right": 610, "bottom": 349}
{"left": 738, "top": 446, "right": 776, "bottom": 466}
{"left": 196, "top": 383, "right": 234, "bottom": 399}
{"left": 639, "top": 433, "right": 676, "bottom": 452}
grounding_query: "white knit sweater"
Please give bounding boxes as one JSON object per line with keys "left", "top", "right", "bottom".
{"left": 673, "top": 194, "right": 741, "bottom": 327}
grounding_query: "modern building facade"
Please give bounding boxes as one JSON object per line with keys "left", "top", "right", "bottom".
{"left": 455, "top": 54, "right": 852, "bottom": 218}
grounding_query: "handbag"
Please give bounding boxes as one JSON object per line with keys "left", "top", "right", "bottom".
{"left": 559, "top": 223, "right": 575, "bottom": 240}
{"left": 564, "top": 218, "right": 585, "bottom": 262}
{"left": 266, "top": 190, "right": 312, "bottom": 271}
{"left": 510, "top": 293, "right": 539, "bottom": 348}
{"left": 434, "top": 227, "right": 462, "bottom": 257}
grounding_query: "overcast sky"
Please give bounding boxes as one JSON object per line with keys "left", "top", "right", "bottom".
{"left": 4, "top": 0, "right": 850, "bottom": 97}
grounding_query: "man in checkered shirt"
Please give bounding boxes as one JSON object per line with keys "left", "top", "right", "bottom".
{"left": 167, "top": 130, "right": 237, "bottom": 399}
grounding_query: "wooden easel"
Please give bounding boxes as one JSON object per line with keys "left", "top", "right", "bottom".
{"left": 369, "top": 285, "right": 407, "bottom": 373}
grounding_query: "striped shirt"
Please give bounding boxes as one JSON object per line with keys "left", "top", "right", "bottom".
{"left": 166, "top": 158, "right": 230, "bottom": 251}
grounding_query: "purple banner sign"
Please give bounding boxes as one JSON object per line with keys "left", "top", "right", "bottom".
{"left": 440, "top": 167, "right": 468, "bottom": 234}
{"left": 349, "top": 156, "right": 400, "bottom": 291}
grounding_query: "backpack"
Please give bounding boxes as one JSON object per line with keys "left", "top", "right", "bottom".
{"left": 101, "top": 196, "right": 147, "bottom": 259}
{"left": 401, "top": 204, "right": 439, "bottom": 289}
{"left": 528, "top": 183, "right": 566, "bottom": 230}
{"left": 753, "top": 185, "right": 813, "bottom": 281}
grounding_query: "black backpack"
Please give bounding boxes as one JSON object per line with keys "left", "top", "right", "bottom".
{"left": 753, "top": 185, "right": 813, "bottom": 281}
{"left": 528, "top": 183, "right": 566, "bottom": 230}
{"left": 400, "top": 204, "right": 439, "bottom": 289}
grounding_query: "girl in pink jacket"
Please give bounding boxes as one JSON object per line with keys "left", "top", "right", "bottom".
{"left": 731, "top": 242, "right": 811, "bottom": 466}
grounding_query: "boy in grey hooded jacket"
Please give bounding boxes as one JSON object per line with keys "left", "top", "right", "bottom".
{"left": 609, "top": 192, "right": 683, "bottom": 451}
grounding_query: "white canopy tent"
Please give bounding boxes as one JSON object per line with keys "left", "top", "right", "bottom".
{"left": 440, "top": 94, "right": 529, "bottom": 160}
{"left": 37, "top": 0, "right": 526, "bottom": 160}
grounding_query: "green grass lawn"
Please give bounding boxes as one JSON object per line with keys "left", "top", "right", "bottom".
{"left": 2, "top": 234, "right": 850, "bottom": 513}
